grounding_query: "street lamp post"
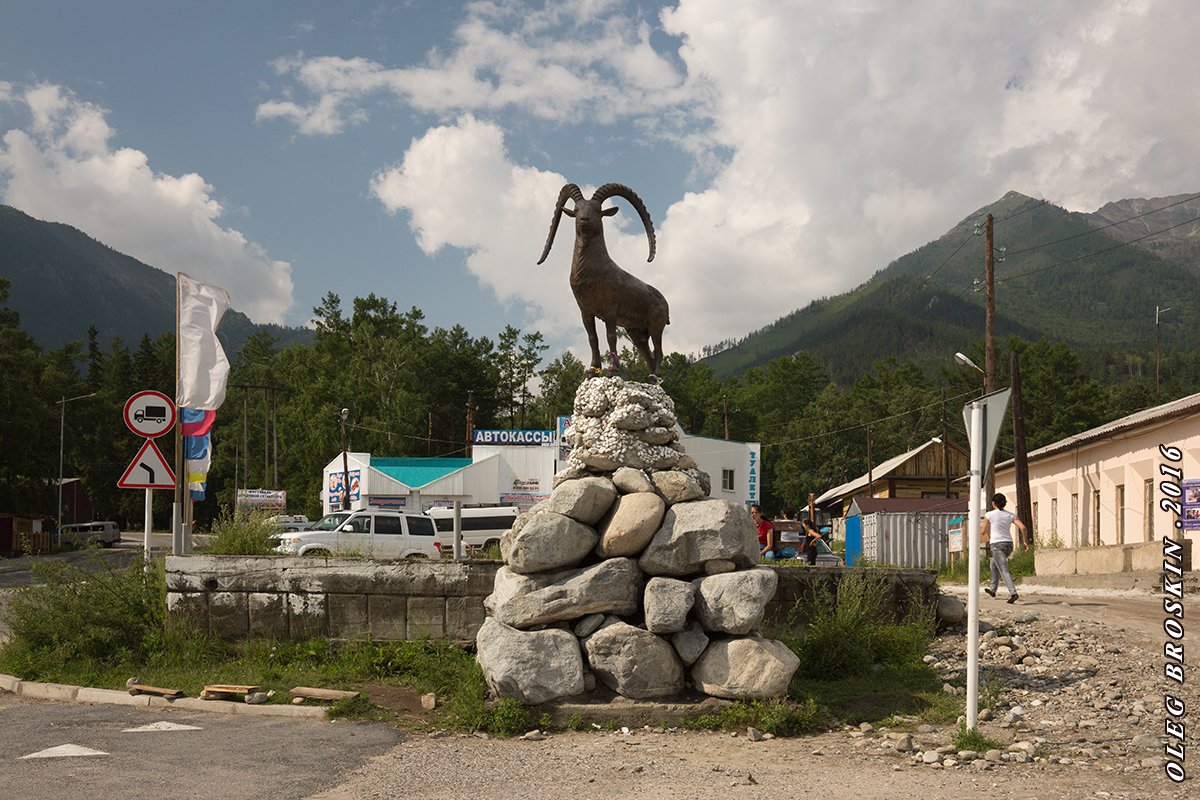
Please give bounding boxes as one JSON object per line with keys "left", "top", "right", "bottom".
{"left": 57, "top": 392, "right": 97, "bottom": 548}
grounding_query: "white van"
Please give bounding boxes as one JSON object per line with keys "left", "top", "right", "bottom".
{"left": 59, "top": 521, "right": 121, "bottom": 548}
{"left": 428, "top": 506, "right": 520, "bottom": 551}
{"left": 274, "top": 509, "right": 439, "bottom": 559}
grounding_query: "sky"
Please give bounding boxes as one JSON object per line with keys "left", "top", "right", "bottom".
{"left": 2, "top": 0, "right": 1199, "bottom": 363}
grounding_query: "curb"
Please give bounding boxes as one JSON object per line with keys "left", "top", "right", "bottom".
{"left": 0, "top": 673, "right": 327, "bottom": 718}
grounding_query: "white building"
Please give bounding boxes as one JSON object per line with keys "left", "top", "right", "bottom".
{"left": 320, "top": 423, "right": 760, "bottom": 514}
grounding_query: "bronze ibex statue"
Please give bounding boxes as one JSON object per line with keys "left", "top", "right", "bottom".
{"left": 537, "top": 182, "right": 669, "bottom": 380}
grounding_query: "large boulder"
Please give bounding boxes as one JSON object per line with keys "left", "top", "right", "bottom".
{"left": 693, "top": 568, "right": 778, "bottom": 634}
{"left": 670, "top": 621, "right": 710, "bottom": 665}
{"left": 690, "top": 636, "right": 800, "bottom": 699}
{"left": 638, "top": 500, "right": 760, "bottom": 576}
{"left": 485, "top": 559, "right": 643, "bottom": 629}
{"left": 475, "top": 617, "right": 585, "bottom": 704}
{"left": 595, "top": 492, "right": 666, "bottom": 558}
{"left": 546, "top": 476, "right": 618, "bottom": 526}
{"left": 612, "top": 466, "right": 655, "bottom": 494}
{"left": 583, "top": 621, "right": 685, "bottom": 699}
{"left": 643, "top": 576, "right": 695, "bottom": 634}
{"left": 651, "top": 470, "right": 705, "bottom": 505}
{"left": 936, "top": 594, "right": 966, "bottom": 626}
{"left": 505, "top": 512, "right": 597, "bottom": 574}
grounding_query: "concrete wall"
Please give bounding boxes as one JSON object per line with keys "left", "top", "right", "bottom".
{"left": 167, "top": 557, "right": 938, "bottom": 643}
{"left": 1033, "top": 539, "right": 1192, "bottom": 576}
{"left": 165, "top": 556, "right": 500, "bottom": 643}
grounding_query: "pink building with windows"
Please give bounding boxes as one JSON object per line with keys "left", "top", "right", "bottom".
{"left": 994, "top": 392, "right": 1200, "bottom": 551}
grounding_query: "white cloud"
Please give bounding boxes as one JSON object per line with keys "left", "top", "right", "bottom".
{"left": 256, "top": 2, "right": 697, "bottom": 135}
{"left": 0, "top": 83, "right": 294, "bottom": 324}
{"left": 285, "top": 0, "right": 1200, "bottom": 356}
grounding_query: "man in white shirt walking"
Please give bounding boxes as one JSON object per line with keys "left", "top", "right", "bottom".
{"left": 980, "top": 492, "right": 1028, "bottom": 603}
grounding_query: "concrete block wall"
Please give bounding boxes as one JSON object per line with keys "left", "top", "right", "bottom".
{"left": 165, "top": 556, "right": 500, "bottom": 643}
{"left": 1034, "top": 539, "right": 1192, "bottom": 576}
{"left": 763, "top": 566, "right": 938, "bottom": 631}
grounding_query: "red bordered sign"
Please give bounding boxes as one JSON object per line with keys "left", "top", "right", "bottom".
{"left": 123, "top": 390, "right": 176, "bottom": 438}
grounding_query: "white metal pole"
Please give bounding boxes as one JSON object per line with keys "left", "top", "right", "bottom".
{"left": 57, "top": 396, "right": 65, "bottom": 550}
{"left": 144, "top": 488, "right": 153, "bottom": 567}
{"left": 966, "top": 400, "right": 984, "bottom": 730}
{"left": 172, "top": 502, "right": 182, "bottom": 556}
{"left": 453, "top": 499, "right": 463, "bottom": 561}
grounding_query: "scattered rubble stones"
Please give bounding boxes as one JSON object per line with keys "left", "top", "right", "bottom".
{"left": 477, "top": 377, "right": 798, "bottom": 704}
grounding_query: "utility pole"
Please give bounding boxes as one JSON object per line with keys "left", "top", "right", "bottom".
{"left": 941, "top": 386, "right": 951, "bottom": 499}
{"left": 1156, "top": 305, "right": 1171, "bottom": 403}
{"left": 427, "top": 410, "right": 433, "bottom": 456}
{"left": 465, "top": 392, "right": 475, "bottom": 458}
{"left": 1011, "top": 350, "right": 1033, "bottom": 546}
{"left": 722, "top": 395, "right": 730, "bottom": 440}
{"left": 866, "top": 425, "right": 874, "bottom": 498}
{"left": 339, "top": 407, "right": 350, "bottom": 511}
{"left": 984, "top": 213, "right": 997, "bottom": 501}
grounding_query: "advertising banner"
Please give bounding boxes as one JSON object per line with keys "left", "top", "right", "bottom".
{"left": 472, "top": 429, "right": 555, "bottom": 446}
{"left": 1182, "top": 478, "right": 1200, "bottom": 531}
{"left": 236, "top": 488, "right": 287, "bottom": 512}
{"left": 328, "top": 469, "right": 361, "bottom": 503}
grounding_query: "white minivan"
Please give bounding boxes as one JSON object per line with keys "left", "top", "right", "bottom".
{"left": 59, "top": 521, "right": 121, "bottom": 547}
{"left": 427, "top": 505, "right": 520, "bottom": 552}
{"left": 274, "top": 509, "right": 439, "bottom": 559}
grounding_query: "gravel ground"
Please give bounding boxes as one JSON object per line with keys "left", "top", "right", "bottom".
{"left": 311, "top": 585, "right": 1195, "bottom": 800}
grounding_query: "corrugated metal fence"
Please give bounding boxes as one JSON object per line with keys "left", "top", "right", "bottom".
{"left": 860, "top": 511, "right": 958, "bottom": 569}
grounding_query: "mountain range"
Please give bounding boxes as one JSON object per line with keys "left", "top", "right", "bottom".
{"left": 0, "top": 205, "right": 309, "bottom": 355}
{"left": 702, "top": 191, "right": 1200, "bottom": 382}
{"left": 3, "top": 191, "right": 1198, "bottom": 383}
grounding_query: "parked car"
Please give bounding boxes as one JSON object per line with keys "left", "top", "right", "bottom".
{"left": 265, "top": 514, "right": 310, "bottom": 532}
{"left": 427, "top": 505, "right": 520, "bottom": 552}
{"left": 808, "top": 536, "right": 844, "bottom": 567}
{"left": 274, "top": 509, "right": 439, "bottom": 559}
{"left": 58, "top": 521, "right": 121, "bottom": 548}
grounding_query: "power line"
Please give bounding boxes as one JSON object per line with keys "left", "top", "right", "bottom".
{"left": 995, "top": 198, "right": 1049, "bottom": 223}
{"left": 1001, "top": 192, "right": 1200, "bottom": 258}
{"left": 762, "top": 386, "right": 979, "bottom": 448}
{"left": 997, "top": 212, "right": 1200, "bottom": 284}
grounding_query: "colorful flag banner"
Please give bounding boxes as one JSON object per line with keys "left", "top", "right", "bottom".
{"left": 183, "top": 406, "right": 214, "bottom": 502}
{"left": 180, "top": 407, "right": 216, "bottom": 437}
{"left": 177, "top": 273, "right": 231, "bottom": 410}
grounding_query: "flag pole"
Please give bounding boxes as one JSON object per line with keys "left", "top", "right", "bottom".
{"left": 173, "top": 273, "right": 184, "bottom": 556}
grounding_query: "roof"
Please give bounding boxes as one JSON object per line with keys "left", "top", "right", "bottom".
{"left": 848, "top": 497, "right": 968, "bottom": 516}
{"left": 998, "top": 391, "right": 1200, "bottom": 468}
{"left": 814, "top": 438, "right": 959, "bottom": 505}
{"left": 369, "top": 457, "right": 473, "bottom": 488}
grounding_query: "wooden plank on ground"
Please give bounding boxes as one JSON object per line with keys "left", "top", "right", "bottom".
{"left": 203, "top": 684, "right": 260, "bottom": 694}
{"left": 288, "top": 686, "right": 361, "bottom": 701}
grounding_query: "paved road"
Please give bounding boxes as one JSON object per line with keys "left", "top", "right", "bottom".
{"left": 0, "top": 694, "right": 403, "bottom": 800}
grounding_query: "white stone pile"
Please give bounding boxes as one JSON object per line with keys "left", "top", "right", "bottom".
{"left": 475, "top": 377, "right": 800, "bottom": 705}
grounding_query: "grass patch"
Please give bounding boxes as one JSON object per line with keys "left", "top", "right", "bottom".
{"left": 680, "top": 699, "right": 829, "bottom": 736}
{"left": 952, "top": 721, "right": 1003, "bottom": 752}
{"left": 204, "top": 509, "right": 278, "bottom": 556}
{"left": 938, "top": 544, "right": 1036, "bottom": 584}
{"left": 770, "top": 571, "right": 947, "bottom": 727}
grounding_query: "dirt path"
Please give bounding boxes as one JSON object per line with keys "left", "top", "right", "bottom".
{"left": 311, "top": 584, "right": 1194, "bottom": 800}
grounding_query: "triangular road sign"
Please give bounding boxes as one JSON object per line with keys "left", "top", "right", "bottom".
{"left": 118, "top": 439, "right": 176, "bottom": 489}
{"left": 962, "top": 388, "right": 1012, "bottom": 472}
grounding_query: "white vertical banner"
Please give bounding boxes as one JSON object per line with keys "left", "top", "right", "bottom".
{"left": 177, "top": 272, "right": 231, "bottom": 410}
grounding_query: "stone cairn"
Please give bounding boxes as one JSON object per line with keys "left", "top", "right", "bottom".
{"left": 475, "top": 377, "right": 800, "bottom": 705}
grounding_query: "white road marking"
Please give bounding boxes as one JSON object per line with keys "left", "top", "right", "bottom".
{"left": 122, "top": 721, "right": 203, "bottom": 732}
{"left": 21, "top": 744, "right": 109, "bottom": 759}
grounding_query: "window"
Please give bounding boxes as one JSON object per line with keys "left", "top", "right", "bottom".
{"left": 1071, "top": 493, "right": 1079, "bottom": 547}
{"left": 1116, "top": 484, "right": 1125, "bottom": 544}
{"left": 1144, "top": 478, "right": 1155, "bottom": 541}
{"left": 407, "top": 516, "right": 436, "bottom": 537}
{"left": 433, "top": 515, "right": 518, "bottom": 533}
{"left": 721, "top": 469, "right": 735, "bottom": 492}
{"left": 1092, "top": 490, "right": 1101, "bottom": 545}
{"left": 375, "top": 515, "right": 402, "bottom": 535}
{"left": 344, "top": 516, "right": 371, "bottom": 533}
